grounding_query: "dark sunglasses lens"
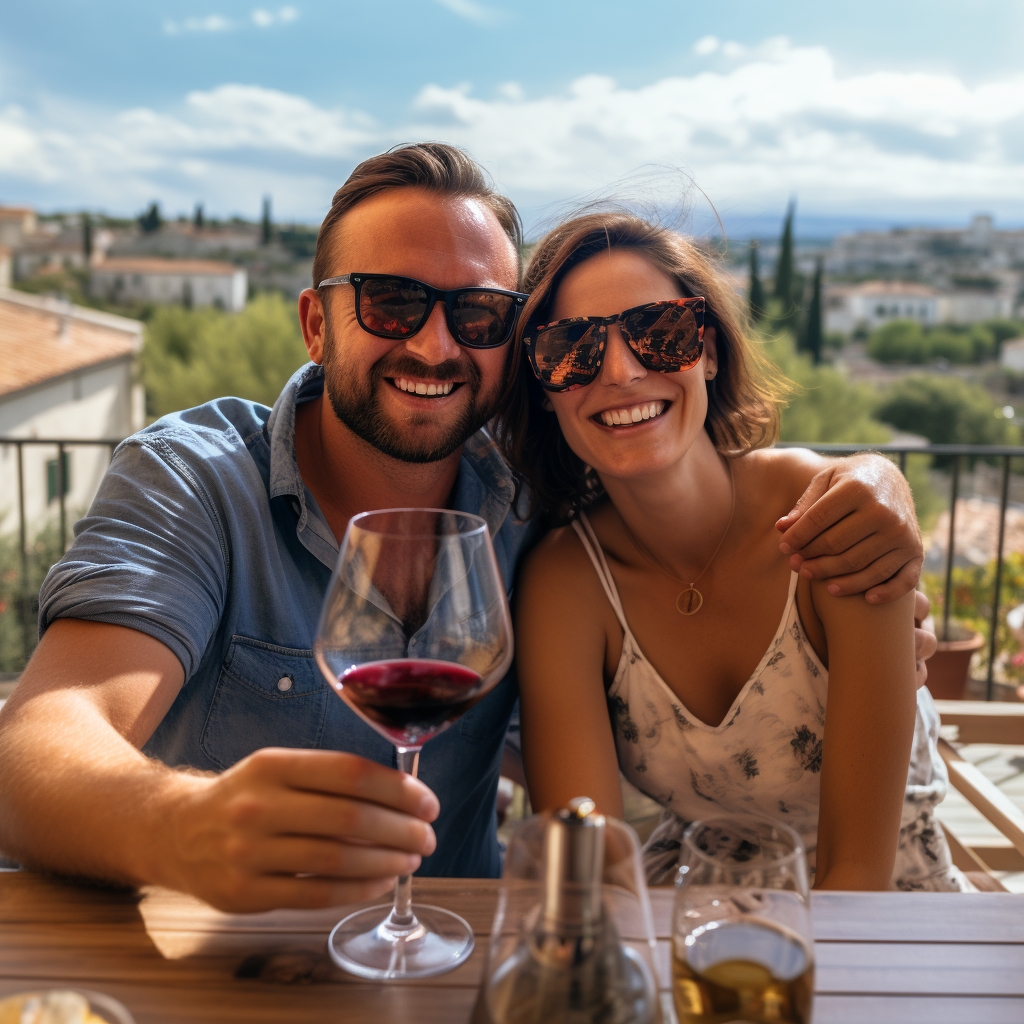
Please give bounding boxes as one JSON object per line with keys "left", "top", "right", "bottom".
{"left": 359, "top": 277, "right": 429, "bottom": 337}
{"left": 532, "top": 323, "right": 603, "bottom": 389}
{"left": 624, "top": 304, "right": 703, "bottom": 371}
{"left": 452, "top": 291, "right": 516, "bottom": 347}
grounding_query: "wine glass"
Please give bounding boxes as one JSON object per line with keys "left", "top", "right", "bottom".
{"left": 314, "top": 508, "right": 513, "bottom": 980}
{"left": 672, "top": 816, "right": 815, "bottom": 1024}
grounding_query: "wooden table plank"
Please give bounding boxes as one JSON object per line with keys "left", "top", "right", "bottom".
{"left": 646, "top": 887, "right": 1024, "bottom": 942}
{"left": 812, "top": 995, "right": 1024, "bottom": 1024}
{"left": 3, "top": 873, "right": 1024, "bottom": 1024}
{"left": 0, "top": 978, "right": 479, "bottom": 1024}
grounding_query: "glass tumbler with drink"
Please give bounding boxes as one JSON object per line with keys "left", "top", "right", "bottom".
{"left": 314, "top": 508, "right": 513, "bottom": 980}
{"left": 672, "top": 816, "right": 814, "bottom": 1024}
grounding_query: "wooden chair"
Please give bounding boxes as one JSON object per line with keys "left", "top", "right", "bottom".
{"left": 934, "top": 700, "right": 1024, "bottom": 891}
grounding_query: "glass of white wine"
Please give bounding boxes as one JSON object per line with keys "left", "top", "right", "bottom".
{"left": 672, "top": 816, "right": 814, "bottom": 1024}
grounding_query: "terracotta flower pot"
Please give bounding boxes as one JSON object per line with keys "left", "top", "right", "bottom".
{"left": 925, "top": 624, "right": 985, "bottom": 701}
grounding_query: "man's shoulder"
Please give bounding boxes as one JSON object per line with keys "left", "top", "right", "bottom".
{"left": 134, "top": 395, "right": 272, "bottom": 457}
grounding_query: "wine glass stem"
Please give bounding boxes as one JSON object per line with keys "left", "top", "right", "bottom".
{"left": 391, "top": 747, "right": 421, "bottom": 927}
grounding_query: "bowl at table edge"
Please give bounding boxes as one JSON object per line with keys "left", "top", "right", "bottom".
{"left": 0, "top": 984, "right": 135, "bottom": 1024}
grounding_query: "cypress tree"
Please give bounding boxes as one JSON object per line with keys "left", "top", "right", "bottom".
{"left": 803, "top": 256, "right": 824, "bottom": 365}
{"left": 194, "top": 203, "right": 204, "bottom": 230}
{"left": 139, "top": 202, "right": 162, "bottom": 234}
{"left": 774, "top": 199, "right": 795, "bottom": 311}
{"left": 261, "top": 196, "right": 272, "bottom": 245}
{"left": 749, "top": 240, "right": 765, "bottom": 323}
{"left": 82, "top": 213, "right": 92, "bottom": 262}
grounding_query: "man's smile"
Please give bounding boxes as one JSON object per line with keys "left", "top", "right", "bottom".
{"left": 386, "top": 376, "right": 463, "bottom": 398}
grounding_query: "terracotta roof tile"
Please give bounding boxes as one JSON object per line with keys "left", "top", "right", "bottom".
{"left": 93, "top": 257, "right": 240, "bottom": 276}
{"left": 0, "top": 288, "right": 142, "bottom": 398}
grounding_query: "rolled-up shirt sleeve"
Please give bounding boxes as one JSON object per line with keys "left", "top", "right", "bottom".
{"left": 38, "top": 434, "right": 230, "bottom": 680}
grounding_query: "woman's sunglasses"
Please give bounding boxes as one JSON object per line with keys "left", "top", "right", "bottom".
{"left": 318, "top": 272, "right": 530, "bottom": 349}
{"left": 523, "top": 297, "right": 706, "bottom": 392}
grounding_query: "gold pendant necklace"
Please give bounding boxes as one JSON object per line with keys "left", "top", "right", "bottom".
{"left": 620, "top": 460, "right": 736, "bottom": 616}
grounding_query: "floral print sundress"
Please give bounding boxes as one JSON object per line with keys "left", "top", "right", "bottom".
{"left": 572, "top": 514, "right": 968, "bottom": 891}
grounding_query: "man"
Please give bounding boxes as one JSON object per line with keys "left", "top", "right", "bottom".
{"left": 0, "top": 143, "right": 929, "bottom": 912}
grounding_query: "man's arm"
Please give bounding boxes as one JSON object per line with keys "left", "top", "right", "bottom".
{"left": 0, "top": 619, "right": 438, "bottom": 912}
{"left": 776, "top": 451, "right": 923, "bottom": 602}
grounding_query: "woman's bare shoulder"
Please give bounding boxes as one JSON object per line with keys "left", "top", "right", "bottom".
{"left": 736, "top": 448, "right": 822, "bottom": 508}
{"left": 519, "top": 521, "right": 601, "bottom": 596}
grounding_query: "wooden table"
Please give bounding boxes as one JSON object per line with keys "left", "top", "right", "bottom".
{"left": 1, "top": 872, "right": 1022, "bottom": 1023}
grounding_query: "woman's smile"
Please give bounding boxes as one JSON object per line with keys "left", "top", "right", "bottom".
{"left": 592, "top": 399, "right": 669, "bottom": 428}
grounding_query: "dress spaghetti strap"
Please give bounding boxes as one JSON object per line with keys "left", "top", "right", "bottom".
{"left": 571, "top": 513, "right": 636, "bottom": 641}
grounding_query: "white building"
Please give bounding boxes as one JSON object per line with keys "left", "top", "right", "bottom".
{"left": 0, "top": 208, "right": 37, "bottom": 250}
{"left": 1000, "top": 338, "right": 1024, "bottom": 373}
{"left": 827, "top": 279, "right": 1018, "bottom": 335}
{"left": 90, "top": 257, "right": 247, "bottom": 311}
{"left": 0, "top": 288, "right": 144, "bottom": 537}
{"left": 825, "top": 281, "right": 942, "bottom": 334}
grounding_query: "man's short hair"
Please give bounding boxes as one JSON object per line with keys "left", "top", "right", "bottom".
{"left": 312, "top": 142, "right": 523, "bottom": 288}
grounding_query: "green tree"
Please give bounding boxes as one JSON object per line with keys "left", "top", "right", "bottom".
{"left": 143, "top": 292, "right": 309, "bottom": 418}
{"left": 0, "top": 517, "right": 69, "bottom": 672}
{"left": 876, "top": 374, "right": 1021, "bottom": 449}
{"left": 982, "top": 317, "right": 1024, "bottom": 353}
{"left": 194, "top": 203, "right": 204, "bottom": 230}
{"left": 801, "top": 257, "right": 823, "bottom": 365}
{"left": 139, "top": 202, "right": 162, "bottom": 234}
{"left": 867, "top": 320, "right": 928, "bottom": 363}
{"left": 261, "top": 195, "right": 273, "bottom": 246}
{"left": 773, "top": 200, "right": 795, "bottom": 311}
{"left": 764, "top": 332, "right": 889, "bottom": 444}
{"left": 748, "top": 240, "right": 766, "bottom": 323}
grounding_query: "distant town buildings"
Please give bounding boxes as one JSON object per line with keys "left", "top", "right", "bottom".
{"left": 827, "top": 214, "right": 1024, "bottom": 278}
{"left": 820, "top": 214, "right": 1024, "bottom": 335}
{"left": 0, "top": 287, "right": 144, "bottom": 533}
{"left": 89, "top": 257, "right": 247, "bottom": 312}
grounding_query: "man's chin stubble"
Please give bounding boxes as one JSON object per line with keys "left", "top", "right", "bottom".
{"left": 326, "top": 377, "right": 497, "bottom": 464}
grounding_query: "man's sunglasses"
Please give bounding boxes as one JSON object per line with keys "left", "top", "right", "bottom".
{"left": 318, "top": 272, "right": 529, "bottom": 349}
{"left": 523, "top": 297, "right": 706, "bottom": 392}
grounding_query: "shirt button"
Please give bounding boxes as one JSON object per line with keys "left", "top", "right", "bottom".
{"left": 277, "top": 676, "right": 293, "bottom": 692}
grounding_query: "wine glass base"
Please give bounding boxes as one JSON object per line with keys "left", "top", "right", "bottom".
{"left": 327, "top": 903, "right": 475, "bottom": 980}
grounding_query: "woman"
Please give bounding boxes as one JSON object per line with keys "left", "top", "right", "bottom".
{"left": 498, "top": 211, "right": 964, "bottom": 891}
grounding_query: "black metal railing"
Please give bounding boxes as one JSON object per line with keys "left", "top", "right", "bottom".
{"left": 3, "top": 438, "right": 1024, "bottom": 696}
{"left": 781, "top": 443, "right": 1024, "bottom": 700}
{"left": 1, "top": 437, "right": 122, "bottom": 663}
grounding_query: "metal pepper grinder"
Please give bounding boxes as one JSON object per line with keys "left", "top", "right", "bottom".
{"left": 483, "top": 797, "right": 657, "bottom": 1024}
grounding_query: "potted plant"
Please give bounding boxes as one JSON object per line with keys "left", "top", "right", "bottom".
{"left": 925, "top": 620, "right": 985, "bottom": 700}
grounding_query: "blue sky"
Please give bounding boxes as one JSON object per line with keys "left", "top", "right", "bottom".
{"left": 2, "top": 1, "right": 1023, "bottom": 235}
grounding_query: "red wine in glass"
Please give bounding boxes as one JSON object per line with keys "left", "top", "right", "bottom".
{"left": 334, "top": 659, "right": 484, "bottom": 749}
{"left": 314, "top": 508, "right": 513, "bottom": 981}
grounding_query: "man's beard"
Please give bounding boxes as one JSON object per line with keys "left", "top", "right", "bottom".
{"left": 322, "top": 334, "right": 506, "bottom": 464}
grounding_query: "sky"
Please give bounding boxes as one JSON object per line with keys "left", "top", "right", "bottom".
{"left": 2, "top": 0, "right": 1024, "bottom": 238}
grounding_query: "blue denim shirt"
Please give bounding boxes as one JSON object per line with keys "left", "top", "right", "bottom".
{"left": 38, "top": 362, "right": 538, "bottom": 878}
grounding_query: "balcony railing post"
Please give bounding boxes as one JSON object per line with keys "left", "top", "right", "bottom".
{"left": 986, "top": 455, "right": 1011, "bottom": 701}
{"left": 16, "top": 441, "right": 32, "bottom": 664}
{"left": 57, "top": 442, "right": 67, "bottom": 555}
{"left": 942, "top": 456, "right": 960, "bottom": 641}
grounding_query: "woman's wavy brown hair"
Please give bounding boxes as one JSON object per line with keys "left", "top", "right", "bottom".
{"left": 494, "top": 211, "right": 791, "bottom": 523}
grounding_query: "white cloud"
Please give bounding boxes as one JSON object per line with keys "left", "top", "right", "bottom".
{"left": 694, "top": 36, "right": 719, "bottom": 56}
{"left": 4, "top": 39, "right": 1024, "bottom": 221}
{"left": 431, "top": 0, "right": 502, "bottom": 27}
{"left": 162, "top": 14, "right": 233, "bottom": 35}
{"left": 252, "top": 6, "right": 299, "bottom": 27}
{"left": 163, "top": 8, "right": 297, "bottom": 34}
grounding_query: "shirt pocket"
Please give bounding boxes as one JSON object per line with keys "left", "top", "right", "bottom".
{"left": 200, "top": 636, "right": 329, "bottom": 770}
